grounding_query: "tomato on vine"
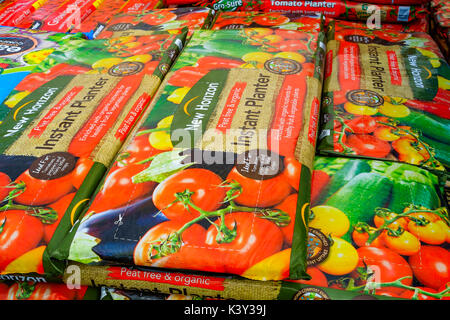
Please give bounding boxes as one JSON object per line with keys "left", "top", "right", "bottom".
{"left": 226, "top": 167, "right": 292, "bottom": 208}
{"left": 152, "top": 168, "right": 226, "bottom": 222}
{"left": 205, "top": 212, "right": 284, "bottom": 275}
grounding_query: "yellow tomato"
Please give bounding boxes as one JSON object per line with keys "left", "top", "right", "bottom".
{"left": 274, "top": 51, "right": 306, "bottom": 63}
{"left": 241, "top": 249, "right": 291, "bottom": 281}
{"left": 408, "top": 220, "right": 446, "bottom": 245}
{"left": 383, "top": 230, "right": 421, "bottom": 256}
{"left": 374, "top": 126, "right": 401, "bottom": 141}
{"left": 242, "top": 52, "right": 273, "bottom": 63}
{"left": 149, "top": 130, "right": 173, "bottom": 151}
{"left": 317, "top": 237, "right": 358, "bottom": 276}
{"left": 92, "top": 57, "right": 122, "bottom": 69}
{"left": 309, "top": 205, "right": 350, "bottom": 237}
{"left": 434, "top": 220, "right": 450, "bottom": 243}
{"left": 378, "top": 101, "right": 410, "bottom": 118}
{"left": 438, "top": 76, "right": 450, "bottom": 90}
{"left": 167, "top": 87, "right": 190, "bottom": 104}
{"left": 157, "top": 115, "right": 174, "bottom": 128}
{"left": 125, "top": 54, "right": 152, "bottom": 63}
{"left": 343, "top": 102, "right": 379, "bottom": 116}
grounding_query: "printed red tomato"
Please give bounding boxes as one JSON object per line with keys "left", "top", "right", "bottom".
{"left": 277, "top": 40, "right": 308, "bottom": 52}
{"left": 133, "top": 220, "right": 224, "bottom": 272}
{"left": 72, "top": 158, "right": 94, "bottom": 190}
{"left": 282, "top": 157, "right": 301, "bottom": 191}
{"left": 399, "top": 287, "right": 438, "bottom": 300}
{"left": 274, "top": 29, "right": 308, "bottom": 40}
{"left": 89, "top": 164, "right": 156, "bottom": 213}
{"left": 180, "top": 12, "right": 207, "bottom": 27}
{"left": 351, "top": 246, "right": 413, "bottom": 295}
{"left": 205, "top": 212, "right": 284, "bottom": 275}
{"left": 290, "top": 267, "right": 329, "bottom": 287}
{"left": 6, "top": 283, "right": 80, "bottom": 300}
{"left": 0, "top": 172, "right": 11, "bottom": 202}
{"left": 13, "top": 170, "right": 74, "bottom": 206}
{"left": 227, "top": 167, "right": 292, "bottom": 208}
{"left": 152, "top": 168, "right": 226, "bottom": 222}
{"left": 141, "top": 11, "right": 177, "bottom": 25}
{"left": 346, "top": 134, "right": 392, "bottom": 158}
{"left": 409, "top": 246, "right": 450, "bottom": 290}
{"left": 253, "top": 14, "right": 290, "bottom": 26}
{"left": 274, "top": 194, "right": 297, "bottom": 245}
{"left": 116, "top": 132, "right": 162, "bottom": 167}
{"left": 44, "top": 192, "right": 76, "bottom": 243}
{"left": 345, "top": 116, "right": 378, "bottom": 134}
{"left": 0, "top": 210, "right": 44, "bottom": 270}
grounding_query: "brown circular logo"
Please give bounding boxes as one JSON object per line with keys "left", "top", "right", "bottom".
{"left": 108, "top": 61, "right": 144, "bottom": 77}
{"left": 235, "top": 149, "right": 283, "bottom": 181}
{"left": 293, "top": 287, "right": 330, "bottom": 300}
{"left": 307, "top": 227, "right": 331, "bottom": 266}
{"left": 346, "top": 89, "right": 384, "bottom": 107}
{"left": 28, "top": 152, "right": 76, "bottom": 180}
{"left": 264, "top": 58, "right": 302, "bottom": 75}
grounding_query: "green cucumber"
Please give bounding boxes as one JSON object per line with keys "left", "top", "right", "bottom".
{"left": 313, "top": 159, "right": 371, "bottom": 206}
{"left": 420, "top": 135, "right": 450, "bottom": 169}
{"left": 325, "top": 172, "right": 393, "bottom": 241}
{"left": 399, "top": 110, "right": 450, "bottom": 145}
{"left": 388, "top": 180, "right": 441, "bottom": 213}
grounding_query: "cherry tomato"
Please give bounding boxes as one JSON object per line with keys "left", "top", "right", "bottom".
{"left": 383, "top": 230, "right": 421, "bottom": 256}
{"left": 13, "top": 170, "right": 74, "bottom": 206}
{"left": 152, "top": 168, "right": 226, "bottom": 222}
{"left": 345, "top": 116, "right": 378, "bottom": 134}
{"left": 373, "top": 211, "right": 408, "bottom": 229}
{"left": 242, "top": 248, "right": 291, "bottom": 280}
{"left": 205, "top": 212, "right": 284, "bottom": 275}
{"left": 0, "top": 172, "right": 11, "bottom": 202}
{"left": 282, "top": 157, "right": 301, "bottom": 190}
{"left": 343, "top": 102, "right": 379, "bottom": 116}
{"left": 351, "top": 246, "right": 413, "bottom": 295}
{"left": 89, "top": 164, "right": 156, "bottom": 214}
{"left": 309, "top": 206, "right": 350, "bottom": 238}
{"left": 400, "top": 287, "right": 438, "bottom": 300}
{"left": 352, "top": 227, "right": 385, "bottom": 248}
{"left": 72, "top": 158, "right": 94, "bottom": 190}
{"left": 0, "top": 210, "right": 44, "bottom": 270}
{"left": 346, "top": 134, "right": 392, "bottom": 158}
{"left": 407, "top": 220, "right": 446, "bottom": 245}
{"left": 44, "top": 192, "right": 76, "bottom": 243}
{"left": 274, "top": 194, "right": 297, "bottom": 245}
{"left": 409, "top": 246, "right": 450, "bottom": 290}
{"left": 317, "top": 237, "right": 359, "bottom": 276}
{"left": 4, "top": 245, "right": 45, "bottom": 274}
{"left": 227, "top": 167, "right": 292, "bottom": 208}
{"left": 373, "top": 126, "right": 401, "bottom": 142}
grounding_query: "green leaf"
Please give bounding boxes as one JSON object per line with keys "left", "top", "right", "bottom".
{"left": 131, "top": 150, "right": 194, "bottom": 184}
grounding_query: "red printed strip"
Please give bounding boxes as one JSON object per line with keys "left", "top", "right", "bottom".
{"left": 106, "top": 266, "right": 226, "bottom": 291}
{"left": 216, "top": 82, "right": 246, "bottom": 133}
{"left": 68, "top": 73, "right": 144, "bottom": 158}
{"left": 268, "top": 74, "right": 306, "bottom": 157}
{"left": 29, "top": 86, "right": 84, "bottom": 138}
{"left": 0, "top": 0, "right": 38, "bottom": 24}
{"left": 40, "top": 0, "right": 100, "bottom": 32}
{"left": 308, "top": 97, "right": 320, "bottom": 147}
{"left": 115, "top": 92, "right": 151, "bottom": 141}
{"left": 339, "top": 41, "right": 361, "bottom": 89}
{"left": 386, "top": 50, "right": 402, "bottom": 86}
